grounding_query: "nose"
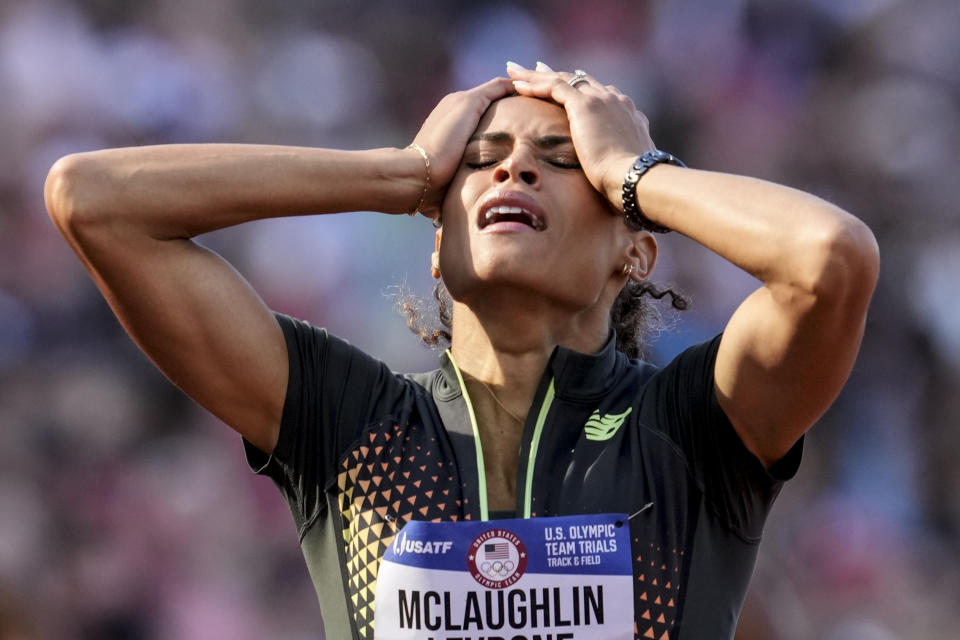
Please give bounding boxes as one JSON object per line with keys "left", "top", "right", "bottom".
{"left": 492, "top": 145, "right": 540, "bottom": 187}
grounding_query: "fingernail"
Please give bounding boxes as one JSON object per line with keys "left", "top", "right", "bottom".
{"left": 512, "top": 80, "right": 531, "bottom": 90}
{"left": 535, "top": 61, "right": 553, "bottom": 71}
{"left": 506, "top": 61, "right": 525, "bottom": 70}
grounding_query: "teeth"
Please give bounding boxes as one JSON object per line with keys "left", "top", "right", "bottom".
{"left": 485, "top": 206, "right": 530, "bottom": 218}
{"left": 483, "top": 205, "right": 543, "bottom": 229}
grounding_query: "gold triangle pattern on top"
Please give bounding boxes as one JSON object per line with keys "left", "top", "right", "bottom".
{"left": 335, "top": 420, "right": 465, "bottom": 640}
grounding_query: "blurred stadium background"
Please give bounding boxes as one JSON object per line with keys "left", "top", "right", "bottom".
{"left": 1, "top": 0, "right": 959, "bottom": 637}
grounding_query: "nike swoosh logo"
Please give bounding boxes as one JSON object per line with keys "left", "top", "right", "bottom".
{"left": 583, "top": 407, "right": 633, "bottom": 441}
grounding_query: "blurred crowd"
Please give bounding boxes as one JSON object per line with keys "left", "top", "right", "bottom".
{"left": 1, "top": 0, "right": 958, "bottom": 638}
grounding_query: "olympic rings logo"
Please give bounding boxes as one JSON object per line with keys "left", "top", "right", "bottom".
{"left": 480, "top": 560, "right": 516, "bottom": 578}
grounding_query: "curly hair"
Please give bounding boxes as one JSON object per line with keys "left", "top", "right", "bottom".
{"left": 397, "top": 279, "right": 688, "bottom": 360}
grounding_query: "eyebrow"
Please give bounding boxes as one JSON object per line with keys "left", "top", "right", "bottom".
{"left": 467, "top": 132, "right": 574, "bottom": 149}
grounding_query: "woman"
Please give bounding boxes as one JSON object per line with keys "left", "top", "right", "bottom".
{"left": 45, "top": 62, "right": 878, "bottom": 639}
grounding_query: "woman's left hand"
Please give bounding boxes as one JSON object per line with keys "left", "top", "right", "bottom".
{"left": 506, "top": 62, "right": 655, "bottom": 209}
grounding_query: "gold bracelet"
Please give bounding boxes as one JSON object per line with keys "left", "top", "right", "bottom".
{"left": 407, "top": 143, "right": 431, "bottom": 216}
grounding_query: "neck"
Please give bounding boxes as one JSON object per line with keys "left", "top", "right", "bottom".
{"left": 448, "top": 293, "right": 610, "bottom": 417}
{"left": 446, "top": 289, "right": 611, "bottom": 512}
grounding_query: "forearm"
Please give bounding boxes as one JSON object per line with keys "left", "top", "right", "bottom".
{"left": 45, "top": 144, "right": 425, "bottom": 240}
{"left": 634, "top": 165, "right": 879, "bottom": 295}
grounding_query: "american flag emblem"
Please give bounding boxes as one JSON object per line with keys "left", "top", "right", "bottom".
{"left": 484, "top": 542, "right": 510, "bottom": 559}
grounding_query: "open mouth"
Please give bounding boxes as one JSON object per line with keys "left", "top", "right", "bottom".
{"left": 478, "top": 205, "right": 547, "bottom": 231}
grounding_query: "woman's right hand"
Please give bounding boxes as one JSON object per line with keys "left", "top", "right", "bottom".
{"left": 409, "top": 77, "right": 516, "bottom": 219}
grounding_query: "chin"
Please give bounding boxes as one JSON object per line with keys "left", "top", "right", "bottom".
{"left": 457, "top": 268, "right": 602, "bottom": 315}
{"left": 445, "top": 260, "right": 543, "bottom": 302}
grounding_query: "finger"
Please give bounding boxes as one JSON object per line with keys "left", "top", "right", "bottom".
{"left": 469, "top": 76, "right": 518, "bottom": 101}
{"left": 510, "top": 70, "right": 598, "bottom": 107}
{"left": 509, "top": 62, "right": 587, "bottom": 84}
{"left": 521, "top": 67, "right": 606, "bottom": 92}
{"left": 507, "top": 63, "right": 605, "bottom": 92}
{"left": 507, "top": 64, "right": 622, "bottom": 113}
{"left": 562, "top": 69, "right": 604, "bottom": 91}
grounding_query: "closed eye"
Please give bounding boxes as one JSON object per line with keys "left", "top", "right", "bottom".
{"left": 547, "top": 158, "right": 581, "bottom": 169}
{"left": 465, "top": 157, "right": 581, "bottom": 170}
{"left": 465, "top": 158, "right": 499, "bottom": 169}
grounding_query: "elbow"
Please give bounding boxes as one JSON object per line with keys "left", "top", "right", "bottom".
{"left": 803, "top": 212, "right": 880, "bottom": 307}
{"left": 44, "top": 153, "right": 108, "bottom": 238}
{"left": 45, "top": 154, "right": 86, "bottom": 234}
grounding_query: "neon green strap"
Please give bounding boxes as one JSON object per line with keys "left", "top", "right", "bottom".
{"left": 445, "top": 350, "right": 489, "bottom": 521}
{"left": 523, "top": 379, "right": 555, "bottom": 518}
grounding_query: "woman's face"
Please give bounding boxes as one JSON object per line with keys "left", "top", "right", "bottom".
{"left": 438, "top": 96, "right": 643, "bottom": 314}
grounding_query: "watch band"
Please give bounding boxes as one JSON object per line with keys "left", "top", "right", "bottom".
{"left": 621, "top": 150, "right": 686, "bottom": 233}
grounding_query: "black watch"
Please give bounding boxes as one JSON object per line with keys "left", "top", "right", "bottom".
{"left": 621, "top": 150, "right": 686, "bottom": 233}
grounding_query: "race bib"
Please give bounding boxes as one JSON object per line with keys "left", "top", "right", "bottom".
{"left": 374, "top": 513, "right": 633, "bottom": 640}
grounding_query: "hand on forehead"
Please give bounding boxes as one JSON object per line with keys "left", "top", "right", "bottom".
{"left": 471, "top": 95, "right": 571, "bottom": 142}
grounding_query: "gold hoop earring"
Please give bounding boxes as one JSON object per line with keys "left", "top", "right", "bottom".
{"left": 621, "top": 263, "right": 634, "bottom": 276}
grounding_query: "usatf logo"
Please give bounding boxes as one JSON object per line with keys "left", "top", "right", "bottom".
{"left": 391, "top": 530, "right": 454, "bottom": 556}
{"left": 583, "top": 407, "right": 633, "bottom": 441}
{"left": 467, "top": 528, "right": 528, "bottom": 589}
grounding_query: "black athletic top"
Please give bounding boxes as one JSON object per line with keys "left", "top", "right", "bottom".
{"left": 244, "top": 314, "right": 802, "bottom": 640}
